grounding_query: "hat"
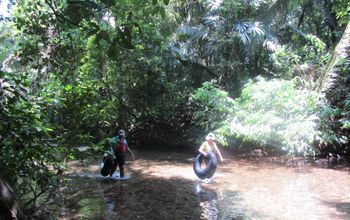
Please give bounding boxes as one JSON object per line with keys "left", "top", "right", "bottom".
{"left": 205, "top": 132, "right": 216, "bottom": 141}
{"left": 118, "top": 129, "right": 126, "bottom": 137}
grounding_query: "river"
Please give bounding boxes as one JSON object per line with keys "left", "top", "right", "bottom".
{"left": 59, "top": 150, "right": 350, "bottom": 220}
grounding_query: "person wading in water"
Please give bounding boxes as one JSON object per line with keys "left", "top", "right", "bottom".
{"left": 109, "top": 129, "right": 135, "bottom": 178}
{"left": 198, "top": 132, "right": 224, "bottom": 163}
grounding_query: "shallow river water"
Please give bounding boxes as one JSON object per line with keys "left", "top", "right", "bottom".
{"left": 59, "top": 150, "right": 350, "bottom": 220}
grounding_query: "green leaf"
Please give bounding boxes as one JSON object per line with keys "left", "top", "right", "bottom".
{"left": 342, "top": 120, "right": 350, "bottom": 129}
{"left": 65, "top": 84, "right": 72, "bottom": 91}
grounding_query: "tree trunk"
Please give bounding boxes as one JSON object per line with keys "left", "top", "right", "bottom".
{"left": 317, "top": 21, "right": 350, "bottom": 155}
{"left": 0, "top": 178, "right": 20, "bottom": 219}
{"left": 317, "top": 21, "right": 350, "bottom": 95}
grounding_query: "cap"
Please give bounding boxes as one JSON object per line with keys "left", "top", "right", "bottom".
{"left": 205, "top": 132, "right": 216, "bottom": 141}
{"left": 118, "top": 129, "right": 126, "bottom": 137}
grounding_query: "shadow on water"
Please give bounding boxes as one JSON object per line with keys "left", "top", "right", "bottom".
{"left": 60, "top": 156, "right": 258, "bottom": 219}
{"left": 61, "top": 173, "right": 257, "bottom": 220}
{"left": 60, "top": 150, "right": 350, "bottom": 220}
{"left": 60, "top": 171, "right": 238, "bottom": 220}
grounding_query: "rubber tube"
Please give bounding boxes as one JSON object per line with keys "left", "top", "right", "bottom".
{"left": 193, "top": 151, "right": 217, "bottom": 179}
{"left": 100, "top": 156, "right": 114, "bottom": 176}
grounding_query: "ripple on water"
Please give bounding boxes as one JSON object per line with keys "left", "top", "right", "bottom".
{"left": 60, "top": 152, "right": 350, "bottom": 220}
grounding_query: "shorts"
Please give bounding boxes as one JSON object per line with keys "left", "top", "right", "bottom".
{"left": 114, "top": 154, "right": 126, "bottom": 167}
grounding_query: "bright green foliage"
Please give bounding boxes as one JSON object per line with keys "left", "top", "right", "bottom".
{"left": 272, "top": 46, "right": 301, "bottom": 78}
{"left": 235, "top": 78, "right": 321, "bottom": 155}
{"left": 1, "top": 0, "right": 349, "bottom": 217}
{"left": 1, "top": 0, "right": 177, "bottom": 213}
{"left": 318, "top": 105, "right": 348, "bottom": 146}
{"left": 194, "top": 78, "right": 323, "bottom": 155}
{"left": 0, "top": 22, "right": 16, "bottom": 66}
{"left": 271, "top": 32, "right": 329, "bottom": 91}
{"left": 0, "top": 69, "right": 62, "bottom": 209}
{"left": 1, "top": 17, "right": 63, "bottom": 210}
{"left": 305, "top": 34, "right": 326, "bottom": 53}
{"left": 192, "top": 80, "right": 238, "bottom": 132}
{"left": 332, "top": 0, "right": 350, "bottom": 26}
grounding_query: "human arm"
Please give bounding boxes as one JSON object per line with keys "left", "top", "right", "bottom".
{"left": 123, "top": 139, "right": 135, "bottom": 159}
{"left": 127, "top": 147, "right": 135, "bottom": 159}
{"left": 214, "top": 143, "right": 224, "bottom": 161}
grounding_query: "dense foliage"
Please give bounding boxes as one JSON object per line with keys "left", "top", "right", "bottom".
{"left": 0, "top": 0, "right": 349, "bottom": 217}
{"left": 193, "top": 78, "right": 324, "bottom": 156}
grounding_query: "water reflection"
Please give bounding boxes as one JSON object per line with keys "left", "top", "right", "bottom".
{"left": 195, "top": 183, "right": 219, "bottom": 219}
{"left": 102, "top": 182, "right": 130, "bottom": 215}
{"left": 61, "top": 151, "right": 350, "bottom": 220}
{"left": 62, "top": 177, "right": 106, "bottom": 219}
{"left": 194, "top": 182, "right": 253, "bottom": 220}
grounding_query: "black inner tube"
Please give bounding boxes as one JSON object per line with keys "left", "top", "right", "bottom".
{"left": 100, "top": 156, "right": 114, "bottom": 176}
{"left": 193, "top": 151, "right": 217, "bottom": 179}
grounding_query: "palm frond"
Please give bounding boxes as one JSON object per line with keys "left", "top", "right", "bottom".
{"left": 249, "top": 0, "right": 268, "bottom": 8}
{"left": 234, "top": 22, "right": 249, "bottom": 43}
{"left": 233, "top": 22, "right": 266, "bottom": 45}
{"left": 263, "top": 35, "right": 280, "bottom": 52}
{"left": 256, "top": 0, "right": 302, "bottom": 25}
{"left": 177, "top": 26, "right": 207, "bottom": 41}
{"left": 203, "top": 15, "right": 224, "bottom": 28}
{"left": 247, "top": 22, "right": 265, "bottom": 35}
{"left": 204, "top": 39, "right": 221, "bottom": 57}
{"left": 207, "top": 0, "right": 224, "bottom": 11}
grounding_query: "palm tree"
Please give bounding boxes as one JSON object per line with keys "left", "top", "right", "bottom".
{"left": 172, "top": 0, "right": 268, "bottom": 93}
{"left": 316, "top": 21, "right": 350, "bottom": 153}
{"left": 317, "top": 21, "right": 350, "bottom": 95}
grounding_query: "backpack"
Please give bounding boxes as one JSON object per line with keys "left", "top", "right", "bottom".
{"left": 117, "top": 140, "right": 127, "bottom": 153}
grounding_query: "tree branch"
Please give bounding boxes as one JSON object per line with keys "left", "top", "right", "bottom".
{"left": 44, "top": 0, "right": 93, "bottom": 33}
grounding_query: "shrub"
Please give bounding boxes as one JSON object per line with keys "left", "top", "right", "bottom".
{"left": 193, "top": 77, "right": 324, "bottom": 156}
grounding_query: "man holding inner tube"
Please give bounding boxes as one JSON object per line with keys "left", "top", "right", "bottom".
{"left": 109, "top": 129, "right": 135, "bottom": 178}
{"left": 199, "top": 132, "right": 224, "bottom": 162}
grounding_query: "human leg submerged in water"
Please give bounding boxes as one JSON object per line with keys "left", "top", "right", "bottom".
{"left": 118, "top": 155, "right": 126, "bottom": 177}
{"left": 109, "top": 158, "right": 118, "bottom": 177}
{"left": 119, "top": 166, "right": 125, "bottom": 177}
{"left": 109, "top": 156, "right": 126, "bottom": 177}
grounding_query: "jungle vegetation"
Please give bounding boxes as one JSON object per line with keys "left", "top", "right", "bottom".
{"left": 0, "top": 0, "right": 349, "bottom": 218}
